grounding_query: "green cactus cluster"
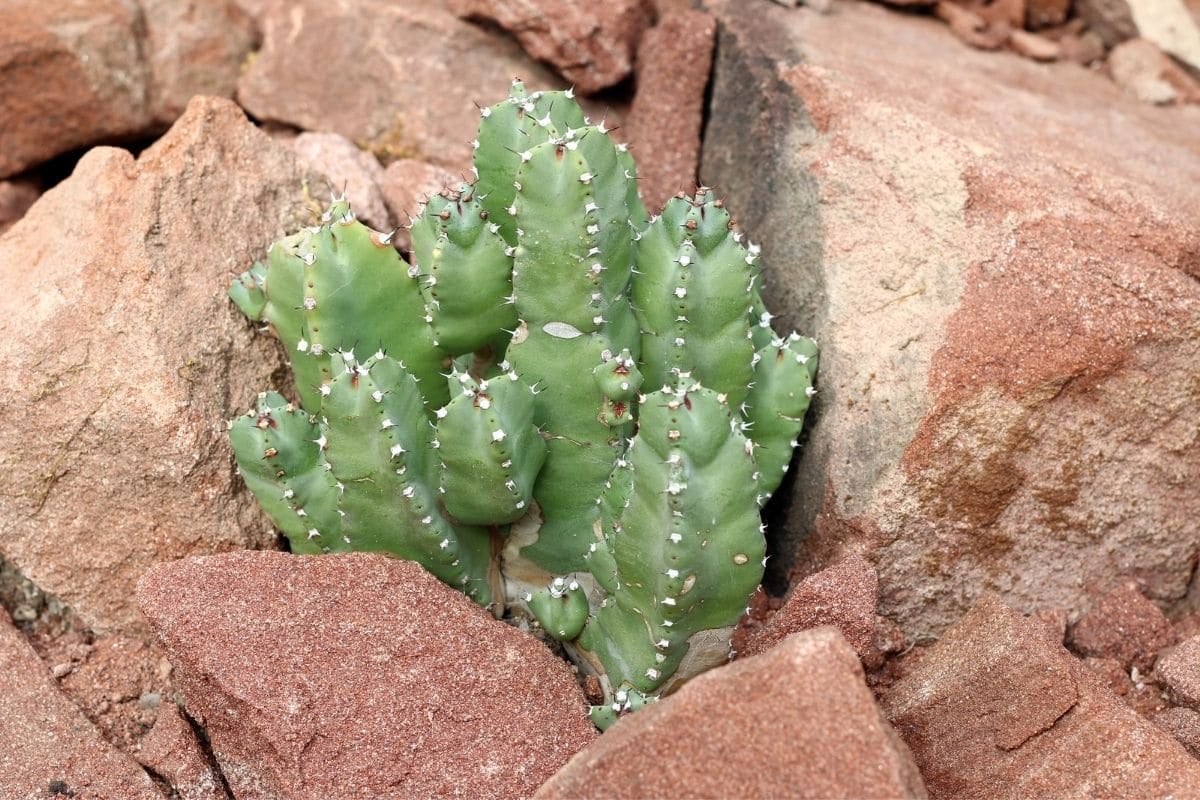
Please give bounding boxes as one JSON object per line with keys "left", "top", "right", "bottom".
{"left": 229, "top": 81, "right": 817, "bottom": 729}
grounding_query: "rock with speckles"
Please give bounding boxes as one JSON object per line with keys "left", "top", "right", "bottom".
{"left": 701, "top": 0, "right": 1200, "bottom": 639}
{"left": 0, "top": 609, "right": 162, "bottom": 799}
{"left": 883, "top": 595, "right": 1200, "bottom": 797}
{"left": 138, "top": 551, "right": 596, "bottom": 800}
{"left": 535, "top": 627, "right": 927, "bottom": 799}
{"left": 0, "top": 96, "right": 318, "bottom": 638}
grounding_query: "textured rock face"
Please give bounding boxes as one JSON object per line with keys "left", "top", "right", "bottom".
{"left": 1067, "top": 579, "right": 1176, "bottom": 670}
{"left": 0, "top": 610, "right": 162, "bottom": 800}
{"left": 0, "top": 0, "right": 151, "bottom": 179}
{"left": 135, "top": 703, "right": 226, "bottom": 800}
{"left": 626, "top": 9, "right": 717, "bottom": 211}
{"left": 448, "top": 0, "right": 654, "bottom": 94}
{"left": 884, "top": 595, "right": 1200, "bottom": 797}
{"left": 701, "top": 0, "right": 1200, "bottom": 638}
{"left": 739, "top": 554, "right": 879, "bottom": 660}
{"left": 536, "top": 627, "right": 927, "bottom": 799}
{"left": 138, "top": 551, "right": 596, "bottom": 800}
{"left": 238, "top": 0, "right": 566, "bottom": 172}
{"left": 1156, "top": 634, "right": 1200, "bottom": 709}
{"left": 0, "top": 97, "right": 318, "bottom": 638}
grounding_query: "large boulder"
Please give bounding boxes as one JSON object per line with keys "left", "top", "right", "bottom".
{"left": 536, "top": 627, "right": 927, "bottom": 799}
{"left": 0, "top": 609, "right": 161, "bottom": 799}
{"left": 701, "top": 0, "right": 1200, "bottom": 637}
{"left": 138, "top": 551, "right": 596, "bottom": 800}
{"left": 0, "top": 96, "right": 319, "bottom": 638}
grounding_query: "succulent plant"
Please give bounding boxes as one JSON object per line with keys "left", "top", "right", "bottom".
{"left": 229, "top": 81, "right": 817, "bottom": 728}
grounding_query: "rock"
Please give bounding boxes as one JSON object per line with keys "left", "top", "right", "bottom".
{"left": 1081, "top": 656, "right": 1169, "bottom": 716}
{"left": 535, "top": 628, "right": 927, "bottom": 799}
{"left": 0, "top": 96, "right": 320, "bottom": 638}
{"left": 739, "top": 554, "right": 879, "bottom": 661}
{"left": 1154, "top": 707, "right": 1200, "bottom": 758}
{"left": 1027, "top": 0, "right": 1073, "bottom": 27}
{"left": 1059, "top": 30, "right": 1108, "bottom": 64}
{"left": 1127, "top": 0, "right": 1200, "bottom": 71}
{"left": 883, "top": 595, "right": 1200, "bottom": 797}
{"left": 449, "top": 0, "right": 654, "bottom": 95}
{"left": 292, "top": 132, "right": 390, "bottom": 229}
{"left": 0, "top": 178, "right": 40, "bottom": 236}
{"left": 141, "top": 0, "right": 259, "bottom": 125}
{"left": 0, "top": 0, "right": 152, "bottom": 179}
{"left": 935, "top": 1, "right": 1012, "bottom": 50}
{"left": 1068, "top": 580, "right": 1176, "bottom": 670}
{"left": 1156, "top": 634, "right": 1200, "bottom": 709}
{"left": 1009, "top": 29, "right": 1062, "bottom": 60}
{"left": 237, "top": 0, "right": 566, "bottom": 173}
{"left": 1077, "top": 0, "right": 1140, "bottom": 44}
{"left": 0, "top": 609, "right": 162, "bottom": 799}
{"left": 138, "top": 551, "right": 595, "bottom": 799}
{"left": 379, "top": 159, "right": 459, "bottom": 253}
{"left": 136, "top": 703, "right": 225, "bottom": 800}
{"left": 701, "top": 0, "right": 1200, "bottom": 639}
{"left": 1110, "top": 37, "right": 1200, "bottom": 104}
{"left": 625, "top": 9, "right": 717, "bottom": 212}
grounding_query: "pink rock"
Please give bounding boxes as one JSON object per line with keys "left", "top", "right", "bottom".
{"left": 1109, "top": 38, "right": 1200, "bottom": 105}
{"left": 0, "top": 610, "right": 161, "bottom": 799}
{"left": 0, "top": 178, "right": 39, "bottom": 236}
{"left": 1153, "top": 707, "right": 1200, "bottom": 758}
{"left": 0, "top": 96, "right": 318, "bottom": 638}
{"left": 535, "top": 628, "right": 927, "bottom": 799}
{"left": 0, "top": 0, "right": 152, "bottom": 178}
{"left": 1068, "top": 580, "right": 1177, "bottom": 671}
{"left": 292, "top": 132, "right": 390, "bottom": 229}
{"left": 138, "top": 551, "right": 595, "bottom": 799}
{"left": 739, "top": 554, "right": 879, "bottom": 661}
{"left": 626, "top": 9, "right": 717, "bottom": 212}
{"left": 379, "top": 159, "right": 459, "bottom": 253}
{"left": 702, "top": 0, "right": 1200, "bottom": 639}
{"left": 884, "top": 595, "right": 1200, "bottom": 796}
{"left": 448, "top": 0, "right": 654, "bottom": 95}
{"left": 136, "top": 703, "right": 224, "bottom": 800}
{"left": 1156, "top": 634, "right": 1200, "bottom": 709}
{"left": 237, "top": 0, "right": 566, "bottom": 174}
{"left": 141, "top": 0, "right": 259, "bottom": 125}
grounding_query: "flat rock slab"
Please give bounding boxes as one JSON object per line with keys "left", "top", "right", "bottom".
{"left": 0, "top": 96, "right": 316, "bottom": 638}
{"left": 0, "top": 610, "right": 161, "bottom": 799}
{"left": 138, "top": 551, "right": 596, "bottom": 799}
{"left": 536, "top": 627, "right": 927, "bottom": 799}
{"left": 701, "top": 0, "right": 1200, "bottom": 638}
{"left": 884, "top": 595, "right": 1200, "bottom": 797}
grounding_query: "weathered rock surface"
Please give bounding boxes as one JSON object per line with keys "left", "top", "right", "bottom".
{"left": 238, "top": 0, "right": 567, "bottom": 172}
{"left": 449, "top": 0, "right": 654, "bottom": 95}
{"left": 702, "top": 0, "right": 1200, "bottom": 638}
{"left": 537, "top": 627, "right": 926, "bottom": 799}
{"left": 0, "top": 179, "right": 39, "bottom": 236}
{"left": 1068, "top": 579, "right": 1176, "bottom": 670}
{"left": 739, "top": 554, "right": 879, "bottom": 661}
{"left": 136, "top": 703, "right": 227, "bottom": 800}
{"left": 884, "top": 595, "right": 1200, "bottom": 797}
{"left": 138, "top": 551, "right": 595, "bottom": 800}
{"left": 0, "top": 0, "right": 259, "bottom": 178}
{"left": 0, "top": 96, "right": 318, "bottom": 638}
{"left": 1109, "top": 37, "right": 1200, "bottom": 104}
{"left": 1153, "top": 706, "right": 1200, "bottom": 758}
{"left": 1157, "top": 634, "right": 1200, "bottom": 709}
{"left": 0, "top": 0, "right": 151, "bottom": 179}
{"left": 292, "top": 132, "right": 390, "bottom": 229}
{"left": 141, "top": 0, "right": 259, "bottom": 124}
{"left": 0, "top": 609, "right": 162, "bottom": 799}
{"left": 626, "top": 9, "right": 717, "bottom": 211}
